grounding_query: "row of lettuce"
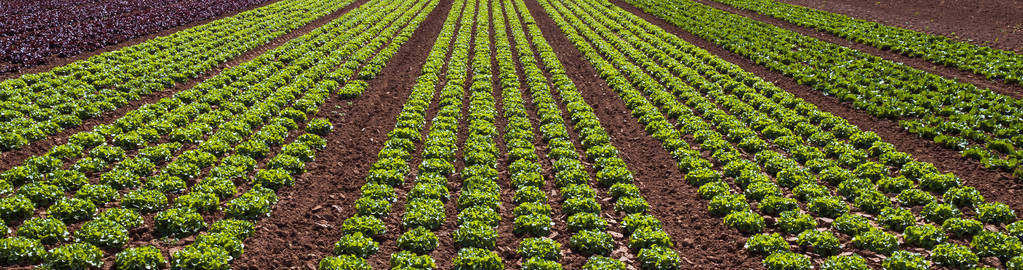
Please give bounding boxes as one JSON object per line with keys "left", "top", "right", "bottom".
{"left": 507, "top": 0, "right": 679, "bottom": 268}
{"left": 497, "top": 0, "right": 565, "bottom": 268}
{"left": 0, "top": 0, "right": 357, "bottom": 153}
{"left": 318, "top": 0, "right": 682, "bottom": 269}
{"left": 623, "top": 0, "right": 1023, "bottom": 177}
{"left": 710, "top": 0, "right": 1023, "bottom": 88}
{"left": 541, "top": 0, "right": 1023, "bottom": 268}
{"left": 449, "top": 0, "right": 507, "bottom": 266}
{"left": 510, "top": 0, "right": 684, "bottom": 267}
{"left": 0, "top": 0, "right": 437, "bottom": 268}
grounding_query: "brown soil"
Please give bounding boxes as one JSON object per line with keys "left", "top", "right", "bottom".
{"left": 0, "top": 0, "right": 364, "bottom": 172}
{"left": 523, "top": 0, "right": 766, "bottom": 268}
{"left": 608, "top": 0, "right": 1023, "bottom": 224}
{"left": 776, "top": 0, "right": 1023, "bottom": 52}
{"left": 230, "top": 0, "right": 453, "bottom": 267}
{"left": 690, "top": 0, "right": 1023, "bottom": 98}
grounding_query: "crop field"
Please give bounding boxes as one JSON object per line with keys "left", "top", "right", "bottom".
{"left": 0, "top": 0, "right": 284, "bottom": 74}
{"left": 0, "top": 0, "right": 1020, "bottom": 269}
